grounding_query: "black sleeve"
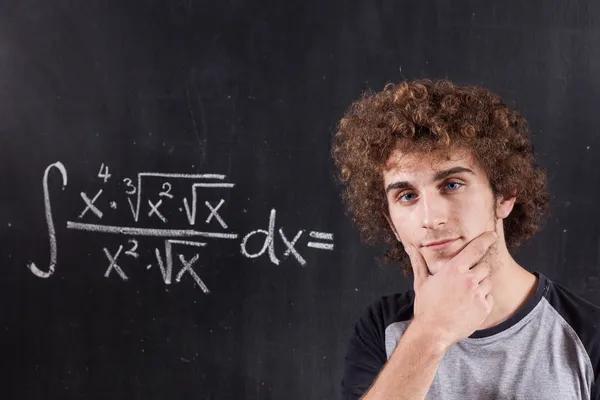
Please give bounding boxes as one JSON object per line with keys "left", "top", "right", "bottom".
{"left": 341, "top": 302, "right": 387, "bottom": 399}
{"left": 590, "top": 326, "right": 600, "bottom": 400}
{"left": 591, "top": 351, "right": 600, "bottom": 400}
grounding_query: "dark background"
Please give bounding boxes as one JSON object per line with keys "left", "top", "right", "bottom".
{"left": 1, "top": 0, "right": 600, "bottom": 399}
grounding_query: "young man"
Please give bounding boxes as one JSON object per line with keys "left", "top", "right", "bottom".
{"left": 332, "top": 79, "right": 600, "bottom": 399}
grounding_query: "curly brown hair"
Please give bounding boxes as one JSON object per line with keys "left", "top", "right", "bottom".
{"left": 331, "top": 79, "right": 550, "bottom": 276}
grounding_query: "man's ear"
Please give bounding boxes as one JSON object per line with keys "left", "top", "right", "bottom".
{"left": 496, "top": 190, "right": 517, "bottom": 219}
{"left": 381, "top": 210, "right": 401, "bottom": 241}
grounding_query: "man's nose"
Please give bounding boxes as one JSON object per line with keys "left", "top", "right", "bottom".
{"left": 419, "top": 191, "right": 448, "bottom": 229}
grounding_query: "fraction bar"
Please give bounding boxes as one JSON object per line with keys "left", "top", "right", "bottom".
{"left": 66, "top": 221, "right": 238, "bottom": 239}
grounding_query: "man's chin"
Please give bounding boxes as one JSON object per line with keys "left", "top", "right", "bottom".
{"left": 428, "top": 250, "right": 458, "bottom": 265}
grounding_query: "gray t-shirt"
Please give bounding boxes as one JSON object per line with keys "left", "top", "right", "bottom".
{"left": 341, "top": 272, "right": 600, "bottom": 399}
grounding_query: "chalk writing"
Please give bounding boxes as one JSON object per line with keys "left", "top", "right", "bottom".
{"left": 27, "top": 161, "right": 68, "bottom": 278}
{"left": 27, "top": 162, "right": 336, "bottom": 293}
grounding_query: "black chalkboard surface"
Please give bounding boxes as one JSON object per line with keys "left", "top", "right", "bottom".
{"left": 2, "top": 1, "right": 600, "bottom": 399}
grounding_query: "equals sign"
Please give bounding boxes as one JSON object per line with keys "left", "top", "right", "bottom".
{"left": 307, "top": 231, "right": 334, "bottom": 250}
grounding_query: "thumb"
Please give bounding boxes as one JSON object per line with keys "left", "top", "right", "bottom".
{"left": 404, "top": 243, "right": 429, "bottom": 288}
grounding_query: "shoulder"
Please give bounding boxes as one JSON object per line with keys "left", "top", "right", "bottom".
{"left": 543, "top": 275, "right": 600, "bottom": 343}
{"left": 342, "top": 291, "right": 414, "bottom": 398}
{"left": 542, "top": 274, "right": 600, "bottom": 380}
{"left": 353, "top": 290, "right": 415, "bottom": 337}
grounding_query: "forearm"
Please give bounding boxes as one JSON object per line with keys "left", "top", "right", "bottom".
{"left": 361, "top": 321, "right": 449, "bottom": 400}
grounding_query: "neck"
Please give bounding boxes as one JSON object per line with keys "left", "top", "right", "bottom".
{"left": 478, "top": 244, "right": 538, "bottom": 330}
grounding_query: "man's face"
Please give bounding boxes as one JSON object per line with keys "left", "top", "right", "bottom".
{"left": 383, "top": 147, "right": 500, "bottom": 275}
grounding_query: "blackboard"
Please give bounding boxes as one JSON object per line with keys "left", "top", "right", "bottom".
{"left": 2, "top": 1, "right": 600, "bottom": 399}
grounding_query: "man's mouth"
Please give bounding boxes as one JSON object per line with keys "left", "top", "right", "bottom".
{"left": 422, "top": 238, "right": 458, "bottom": 250}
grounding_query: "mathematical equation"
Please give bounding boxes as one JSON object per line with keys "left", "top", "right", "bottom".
{"left": 27, "top": 162, "right": 335, "bottom": 293}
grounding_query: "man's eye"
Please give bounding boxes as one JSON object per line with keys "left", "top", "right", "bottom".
{"left": 398, "top": 192, "right": 415, "bottom": 202}
{"left": 445, "top": 181, "right": 463, "bottom": 191}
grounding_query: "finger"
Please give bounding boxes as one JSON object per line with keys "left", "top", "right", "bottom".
{"left": 485, "top": 293, "right": 494, "bottom": 310}
{"left": 470, "top": 262, "right": 491, "bottom": 283}
{"left": 477, "top": 276, "right": 492, "bottom": 295}
{"left": 405, "top": 243, "right": 429, "bottom": 288}
{"left": 450, "top": 231, "right": 497, "bottom": 273}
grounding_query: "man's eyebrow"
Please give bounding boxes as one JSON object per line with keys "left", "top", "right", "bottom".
{"left": 385, "top": 166, "right": 475, "bottom": 195}
{"left": 432, "top": 166, "right": 475, "bottom": 182}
